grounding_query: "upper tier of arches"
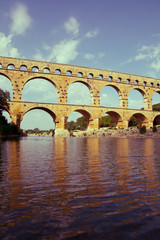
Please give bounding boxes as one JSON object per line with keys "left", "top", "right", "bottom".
{"left": 0, "top": 56, "right": 160, "bottom": 88}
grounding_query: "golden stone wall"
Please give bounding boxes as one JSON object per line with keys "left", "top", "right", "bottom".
{"left": 0, "top": 56, "right": 160, "bottom": 130}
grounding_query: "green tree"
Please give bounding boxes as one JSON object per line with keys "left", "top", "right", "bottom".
{"left": 76, "top": 116, "right": 87, "bottom": 130}
{"left": 129, "top": 117, "right": 137, "bottom": 127}
{"left": 139, "top": 125, "right": 146, "bottom": 134}
{"left": 0, "top": 88, "right": 10, "bottom": 114}
{"left": 100, "top": 115, "right": 114, "bottom": 127}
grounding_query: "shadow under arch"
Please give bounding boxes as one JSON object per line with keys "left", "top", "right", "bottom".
{"left": 153, "top": 115, "right": 160, "bottom": 126}
{"left": 21, "top": 77, "right": 58, "bottom": 103}
{"left": 100, "top": 84, "right": 121, "bottom": 107}
{"left": 102, "top": 111, "right": 123, "bottom": 127}
{"left": 67, "top": 81, "right": 91, "bottom": 105}
{"left": 128, "top": 87, "right": 146, "bottom": 109}
{"left": 21, "top": 107, "right": 56, "bottom": 130}
{"left": 129, "top": 113, "right": 148, "bottom": 127}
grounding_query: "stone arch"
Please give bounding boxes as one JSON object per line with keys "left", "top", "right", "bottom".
{"left": 128, "top": 87, "right": 147, "bottom": 109}
{"left": 20, "top": 65, "right": 27, "bottom": 71}
{"left": 129, "top": 112, "right": 148, "bottom": 127}
{"left": 0, "top": 73, "right": 13, "bottom": 100}
{"left": 21, "top": 77, "right": 58, "bottom": 103}
{"left": 152, "top": 90, "right": 160, "bottom": 108}
{"left": 32, "top": 66, "right": 39, "bottom": 72}
{"left": 7, "top": 64, "right": 15, "bottom": 70}
{"left": 101, "top": 111, "right": 123, "bottom": 127}
{"left": 67, "top": 81, "right": 91, "bottom": 105}
{"left": 100, "top": 84, "right": 121, "bottom": 107}
{"left": 21, "top": 107, "right": 56, "bottom": 130}
{"left": 43, "top": 67, "right": 50, "bottom": 73}
{"left": 68, "top": 109, "right": 91, "bottom": 129}
{"left": 66, "top": 70, "right": 72, "bottom": 76}
{"left": 23, "top": 76, "right": 58, "bottom": 90}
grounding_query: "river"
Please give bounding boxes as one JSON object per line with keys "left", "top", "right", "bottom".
{"left": 0, "top": 136, "right": 160, "bottom": 239}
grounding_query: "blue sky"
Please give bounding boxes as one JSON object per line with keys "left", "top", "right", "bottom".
{"left": 1, "top": 0, "right": 160, "bottom": 130}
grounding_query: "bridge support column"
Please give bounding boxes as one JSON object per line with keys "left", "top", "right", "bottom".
{"left": 55, "top": 116, "right": 70, "bottom": 137}
{"left": 119, "top": 98, "right": 128, "bottom": 108}
{"left": 11, "top": 114, "right": 22, "bottom": 128}
{"left": 88, "top": 118, "right": 100, "bottom": 130}
{"left": 58, "top": 88, "right": 67, "bottom": 104}
{"left": 144, "top": 97, "right": 152, "bottom": 110}
{"left": 117, "top": 119, "right": 129, "bottom": 129}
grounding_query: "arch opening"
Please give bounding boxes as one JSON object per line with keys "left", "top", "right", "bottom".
{"left": 20, "top": 65, "right": 27, "bottom": 71}
{"left": 32, "top": 66, "right": 39, "bottom": 72}
{"left": 152, "top": 91, "right": 160, "bottom": 111}
{"left": 77, "top": 72, "right": 83, "bottom": 77}
{"left": 0, "top": 74, "right": 13, "bottom": 100}
{"left": 43, "top": 68, "right": 50, "bottom": 73}
{"left": 153, "top": 115, "right": 160, "bottom": 126}
{"left": 129, "top": 113, "right": 148, "bottom": 128}
{"left": 21, "top": 78, "right": 58, "bottom": 103}
{"left": 66, "top": 70, "right": 72, "bottom": 76}
{"left": 128, "top": 89, "right": 144, "bottom": 109}
{"left": 21, "top": 108, "right": 56, "bottom": 133}
{"left": 98, "top": 74, "right": 103, "bottom": 80}
{"left": 7, "top": 64, "right": 15, "bottom": 70}
{"left": 67, "top": 110, "right": 91, "bottom": 131}
{"left": 67, "top": 82, "right": 91, "bottom": 105}
{"left": 100, "top": 85, "right": 119, "bottom": 107}
{"left": 100, "top": 111, "right": 122, "bottom": 128}
{"left": 55, "top": 69, "right": 61, "bottom": 75}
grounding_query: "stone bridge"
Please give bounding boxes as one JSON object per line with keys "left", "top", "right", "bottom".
{"left": 0, "top": 56, "right": 160, "bottom": 134}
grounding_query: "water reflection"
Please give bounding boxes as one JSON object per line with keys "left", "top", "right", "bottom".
{"left": 0, "top": 137, "right": 160, "bottom": 239}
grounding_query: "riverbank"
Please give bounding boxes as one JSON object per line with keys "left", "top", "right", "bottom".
{"left": 26, "top": 127, "right": 160, "bottom": 138}
{"left": 71, "top": 127, "right": 160, "bottom": 138}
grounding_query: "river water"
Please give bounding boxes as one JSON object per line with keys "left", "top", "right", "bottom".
{"left": 0, "top": 136, "right": 160, "bottom": 240}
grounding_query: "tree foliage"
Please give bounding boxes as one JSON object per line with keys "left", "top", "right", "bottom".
{"left": 100, "top": 115, "right": 114, "bottom": 128}
{"left": 153, "top": 103, "right": 160, "bottom": 111}
{"left": 0, "top": 115, "right": 21, "bottom": 136}
{"left": 67, "top": 116, "right": 87, "bottom": 131}
{"left": 0, "top": 88, "right": 10, "bottom": 114}
{"left": 129, "top": 117, "right": 137, "bottom": 127}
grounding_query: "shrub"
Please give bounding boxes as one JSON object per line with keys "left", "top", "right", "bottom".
{"left": 139, "top": 125, "right": 146, "bottom": 134}
{"left": 153, "top": 125, "right": 157, "bottom": 132}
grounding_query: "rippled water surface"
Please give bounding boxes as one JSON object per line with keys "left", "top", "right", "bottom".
{"left": 1, "top": 136, "right": 160, "bottom": 239}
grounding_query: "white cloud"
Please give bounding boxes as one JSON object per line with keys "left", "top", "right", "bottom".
{"left": 85, "top": 29, "right": 99, "bottom": 38}
{"left": 0, "top": 32, "right": 20, "bottom": 58}
{"left": 48, "top": 39, "right": 80, "bottom": 64}
{"left": 98, "top": 52, "right": 105, "bottom": 58}
{"left": 64, "top": 17, "right": 79, "bottom": 37}
{"left": 10, "top": 3, "right": 32, "bottom": 35}
{"left": 84, "top": 53, "right": 95, "bottom": 60}
{"left": 135, "top": 44, "right": 160, "bottom": 72}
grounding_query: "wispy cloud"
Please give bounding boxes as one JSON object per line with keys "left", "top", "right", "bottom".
{"left": 47, "top": 39, "right": 80, "bottom": 63}
{"left": 135, "top": 44, "right": 160, "bottom": 72}
{"left": 85, "top": 29, "right": 99, "bottom": 38}
{"left": 84, "top": 53, "right": 95, "bottom": 60}
{"left": 0, "top": 32, "right": 20, "bottom": 58}
{"left": 10, "top": 3, "right": 32, "bottom": 35}
{"left": 64, "top": 17, "right": 79, "bottom": 37}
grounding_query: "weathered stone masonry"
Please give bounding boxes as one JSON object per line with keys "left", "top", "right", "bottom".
{"left": 0, "top": 56, "right": 160, "bottom": 131}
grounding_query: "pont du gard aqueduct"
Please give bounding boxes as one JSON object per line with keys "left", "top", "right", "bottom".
{"left": 1, "top": 56, "right": 160, "bottom": 135}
